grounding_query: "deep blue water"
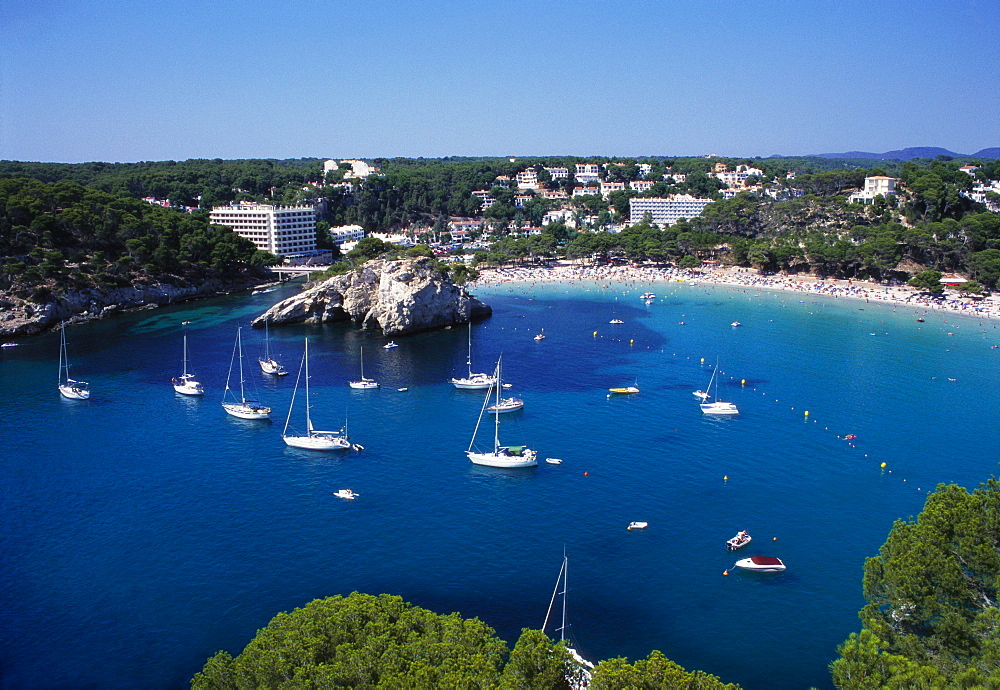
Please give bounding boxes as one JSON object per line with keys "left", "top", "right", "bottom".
{"left": 2, "top": 278, "right": 999, "bottom": 689}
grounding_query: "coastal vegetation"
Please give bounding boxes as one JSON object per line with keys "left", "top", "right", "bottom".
{"left": 832, "top": 475, "right": 1000, "bottom": 687}
{"left": 0, "top": 177, "right": 278, "bottom": 303}
{"left": 191, "top": 592, "right": 738, "bottom": 689}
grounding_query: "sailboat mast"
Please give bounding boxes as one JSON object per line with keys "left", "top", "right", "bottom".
{"left": 467, "top": 322, "right": 473, "bottom": 377}
{"left": 58, "top": 322, "right": 64, "bottom": 385}
{"left": 304, "top": 339, "right": 312, "bottom": 432}
{"left": 237, "top": 327, "right": 246, "bottom": 403}
{"left": 561, "top": 553, "right": 568, "bottom": 643}
{"left": 492, "top": 359, "right": 501, "bottom": 452}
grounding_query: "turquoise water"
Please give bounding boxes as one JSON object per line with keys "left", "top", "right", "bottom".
{"left": 2, "top": 279, "right": 998, "bottom": 688}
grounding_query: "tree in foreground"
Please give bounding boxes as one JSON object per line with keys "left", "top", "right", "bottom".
{"left": 831, "top": 476, "right": 1000, "bottom": 687}
{"left": 907, "top": 269, "right": 944, "bottom": 295}
{"left": 591, "top": 650, "right": 739, "bottom": 689}
{"left": 191, "top": 593, "right": 508, "bottom": 688}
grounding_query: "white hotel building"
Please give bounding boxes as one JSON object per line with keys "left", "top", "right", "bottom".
{"left": 210, "top": 203, "right": 318, "bottom": 257}
{"left": 629, "top": 195, "right": 714, "bottom": 226}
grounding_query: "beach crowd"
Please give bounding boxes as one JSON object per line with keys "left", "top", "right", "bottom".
{"left": 472, "top": 262, "right": 1000, "bottom": 321}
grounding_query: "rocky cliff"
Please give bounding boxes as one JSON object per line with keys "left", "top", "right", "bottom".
{"left": 252, "top": 258, "right": 490, "bottom": 335}
{"left": 0, "top": 278, "right": 250, "bottom": 336}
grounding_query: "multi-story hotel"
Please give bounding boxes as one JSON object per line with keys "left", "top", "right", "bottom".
{"left": 209, "top": 203, "right": 318, "bottom": 257}
{"left": 629, "top": 195, "right": 714, "bottom": 226}
{"left": 849, "top": 176, "right": 898, "bottom": 203}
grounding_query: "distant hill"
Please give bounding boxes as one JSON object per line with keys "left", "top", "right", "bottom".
{"left": 813, "top": 147, "right": 1000, "bottom": 160}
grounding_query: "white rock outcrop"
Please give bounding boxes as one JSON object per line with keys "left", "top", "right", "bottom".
{"left": 252, "top": 258, "right": 490, "bottom": 335}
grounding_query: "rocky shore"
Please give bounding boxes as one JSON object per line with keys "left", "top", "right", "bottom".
{"left": 252, "top": 257, "right": 491, "bottom": 335}
{"left": 0, "top": 277, "right": 263, "bottom": 337}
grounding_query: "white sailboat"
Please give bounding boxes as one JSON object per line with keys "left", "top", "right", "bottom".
{"left": 222, "top": 327, "right": 271, "bottom": 419}
{"left": 487, "top": 357, "right": 523, "bottom": 414}
{"left": 172, "top": 333, "right": 204, "bottom": 396}
{"left": 57, "top": 321, "right": 90, "bottom": 400}
{"left": 543, "top": 551, "right": 594, "bottom": 688}
{"left": 466, "top": 358, "right": 536, "bottom": 468}
{"left": 258, "top": 319, "right": 288, "bottom": 376}
{"left": 348, "top": 346, "right": 378, "bottom": 389}
{"left": 283, "top": 338, "right": 350, "bottom": 450}
{"left": 450, "top": 322, "right": 495, "bottom": 389}
{"left": 699, "top": 361, "right": 739, "bottom": 415}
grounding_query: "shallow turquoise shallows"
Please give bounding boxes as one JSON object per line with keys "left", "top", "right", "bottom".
{"left": 2, "top": 279, "right": 999, "bottom": 689}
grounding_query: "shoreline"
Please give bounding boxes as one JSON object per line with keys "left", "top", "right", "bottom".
{"left": 472, "top": 262, "right": 1000, "bottom": 322}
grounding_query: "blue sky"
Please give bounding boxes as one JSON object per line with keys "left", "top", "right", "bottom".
{"left": 1, "top": 0, "right": 997, "bottom": 162}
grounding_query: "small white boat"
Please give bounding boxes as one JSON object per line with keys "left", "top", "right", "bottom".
{"left": 383, "top": 341, "right": 398, "bottom": 349}
{"left": 397, "top": 387, "right": 409, "bottom": 392}
{"left": 57, "top": 322, "right": 90, "bottom": 400}
{"left": 533, "top": 333, "right": 546, "bottom": 341}
{"left": 1, "top": 342, "right": 18, "bottom": 348}
{"left": 692, "top": 390, "right": 710, "bottom": 401}
{"left": 172, "top": 332, "right": 204, "bottom": 396}
{"left": 222, "top": 327, "right": 270, "bottom": 419}
{"left": 283, "top": 338, "right": 351, "bottom": 450}
{"left": 699, "top": 361, "right": 739, "bottom": 415}
{"left": 545, "top": 458, "right": 563, "bottom": 465}
{"left": 734, "top": 555, "right": 785, "bottom": 572}
{"left": 627, "top": 521, "right": 648, "bottom": 530}
{"left": 333, "top": 489, "right": 359, "bottom": 500}
{"left": 488, "top": 397, "right": 524, "bottom": 414}
{"left": 726, "top": 530, "right": 751, "bottom": 550}
{"left": 640, "top": 292, "right": 655, "bottom": 300}
{"left": 451, "top": 322, "right": 495, "bottom": 389}
{"left": 252, "top": 287, "right": 276, "bottom": 295}
{"left": 258, "top": 319, "right": 288, "bottom": 376}
{"left": 466, "top": 357, "right": 537, "bottom": 468}
{"left": 731, "top": 321, "right": 742, "bottom": 327}
{"left": 349, "top": 346, "right": 379, "bottom": 389}
{"left": 610, "top": 318, "right": 624, "bottom": 324}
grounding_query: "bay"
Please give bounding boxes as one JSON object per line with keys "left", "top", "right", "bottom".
{"left": 2, "top": 278, "right": 998, "bottom": 688}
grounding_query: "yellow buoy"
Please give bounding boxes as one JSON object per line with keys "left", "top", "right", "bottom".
{"left": 773, "top": 536, "right": 778, "bottom": 541}
{"left": 723, "top": 475, "right": 728, "bottom": 481}
{"left": 593, "top": 331, "right": 597, "bottom": 337}
{"left": 629, "top": 339, "right": 634, "bottom": 346}
{"left": 741, "top": 379, "right": 746, "bottom": 386}
{"left": 700, "top": 357, "right": 705, "bottom": 364}
{"left": 880, "top": 462, "right": 886, "bottom": 468}
{"left": 804, "top": 410, "right": 809, "bottom": 417}
{"left": 723, "top": 570, "right": 729, "bottom": 576}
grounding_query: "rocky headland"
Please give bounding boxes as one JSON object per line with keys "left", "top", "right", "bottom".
{"left": 252, "top": 257, "right": 491, "bottom": 334}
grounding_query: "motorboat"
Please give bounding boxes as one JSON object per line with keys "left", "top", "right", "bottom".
{"left": 609, "top": 386, "right": 639, "bottom": 394}
{"left": 545, "top": 458, "right": 563, "bottom": 465}
{"left": 731, "top": 321, "right": 741, "bottom": 327}
{"left": 640, "top": 292, "right": 655, "bottom": 300}
{"left": 726, "top": 530, "right": 752, "bottom": 550}
{"left": 333, "top": 489, "right": 359, "bottom": 500}
{"left": 397, "top": 387, "right": 409, "bottom": 392}
{"left": 734, "top": 555, "right": 785, "bottom": 572}
{"left": 383, "top": 341, "right": 398, "bottom": 349}
{"left": 610, "top": 318, "right": 624, "bottom": 324}
{"left": 1, "top": 342, "right": 18, "bottom": 348}
{"left": 627, "top": 521, "right": 648, "bottom": 530}
{"left": 534, "top": 333, "right": 546, "bottom": 341}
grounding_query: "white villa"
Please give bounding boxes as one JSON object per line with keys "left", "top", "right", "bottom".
{"left": 849, "top": 176, "right": 898, "bottom": 203}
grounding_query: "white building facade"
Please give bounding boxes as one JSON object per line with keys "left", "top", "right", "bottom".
{"left": 210, "top": 203, "right": 318, "bottom": 257}
{"left": 849, "top": 176, "right": 897, "bottom": 203}
{"left": 629, "top": 195, "right": 714, "bottom": 226}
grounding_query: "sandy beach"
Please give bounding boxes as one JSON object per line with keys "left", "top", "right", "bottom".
{"left": 472, "top": 262, "right": 1000, "bottom": 322}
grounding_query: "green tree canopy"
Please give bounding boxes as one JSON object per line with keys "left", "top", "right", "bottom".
{"left": 831, "top": 476, "right": 1000, "bottom": 687}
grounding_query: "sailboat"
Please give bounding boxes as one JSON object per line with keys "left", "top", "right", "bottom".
{"left": 57, "top": 321, "right": 90, "bottom": 400}
{"left": 172, "top": 333, "right": 204, "bottom": 396}
{"left": 487, "top": 357, "right": 523, "bottom": 414}
{"left": 348, "top": 346, "right": 378, "bottom": 389}
{"left": 699, "top": 360, "right": 739, "bottom": 415}
{"left": 258, "top": 319, "right": 288, "bottom": 376}
{"left": 450, "top": 322, "right": 495, "bottom": 389}
{"left": 466, "top": 358, "right": 536, "bottom": 468}
{"left": 283, "top": 338, "right": 351, "bottom": 450}
{"left": 543, "top": 551, "right": 594, "bottom": 688}
{"left": 222, "top": 327, "right": 271, "bottom": 419}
